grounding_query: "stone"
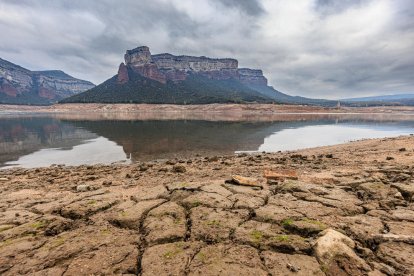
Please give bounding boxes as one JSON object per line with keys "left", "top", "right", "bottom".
{"left": 263, "top": 169, "right": 298, "bottom": 181}
{"left": 227, "top": 175, "right": 263, "bottom": 188}
{"left": 313, "top": 229, "right": 371, "bottom": 275}
{"left": 391, "top": 183, "right": 414, "bottom": 200}
{"left": 172, "top": 165, "right": 186, "bottom": 173}
{"left": 76, "top": 184, "right": 91, "bottom": 192}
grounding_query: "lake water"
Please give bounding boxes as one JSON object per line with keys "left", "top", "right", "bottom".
{"left": 1, "top": 113, "right": 413, "bottom": 168}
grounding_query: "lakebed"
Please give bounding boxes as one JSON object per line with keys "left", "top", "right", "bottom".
{"left": 0, "top": 135, "right": 413, "bottom": 275}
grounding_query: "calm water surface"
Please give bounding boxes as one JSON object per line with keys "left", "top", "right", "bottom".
{"left": 0, "top": 114, "right": 413, "bottom": 168}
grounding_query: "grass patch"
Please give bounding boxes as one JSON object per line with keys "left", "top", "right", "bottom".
{"left": 119, "top": 211, "right": 128, "bottom": 217}
{"left": 281, "top": 218, "right": 293, "bottom": 227}
{"left": 250, "top": 230, "right": 264, "bottom": 242}
{"left": 302, "top": 218, "right": 327, "bottom": 229}
{"left": 206, "top": 220, "right": 221, "bottom": 227}
{"left": 273, "top": 235, "right": 290, "bottom": 242}
{"left": 163, "top": 248, "right": 183, "bottom": 259}
{"left": 51, "top": 236, "right": 66, "bottom": 248}
{"left": 196, "top": 252, "right": 207, "bottom": 263}
{"left": 31, "top": 221, "right": 47, "bottom": 230}
{"left": 87, "top": 200, "right": 97, "bottom": 205}
{"left": 0, "top": 239, "right": 14, "bottom": 248}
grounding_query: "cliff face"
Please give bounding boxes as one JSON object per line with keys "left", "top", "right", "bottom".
{"left": 0, "top": 58, "right": 95, "bottom": 104}
{"left": 239, "top": 68, "right": 268, "bottom": 86}
{"left": 120, "top": 46, "right": 266, "bottom": 85}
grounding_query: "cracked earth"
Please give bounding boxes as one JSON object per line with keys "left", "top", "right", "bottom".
{"left": 0, "top": 135, "right": 414, "bottom": 275}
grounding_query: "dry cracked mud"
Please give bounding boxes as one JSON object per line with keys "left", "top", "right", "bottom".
{"left": 0, "top": 135, "right": 414, "bottom": 275}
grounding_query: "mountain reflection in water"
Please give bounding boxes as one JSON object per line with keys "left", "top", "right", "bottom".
{"left": 0, "top": 114, "right": 413, "bottom": 168}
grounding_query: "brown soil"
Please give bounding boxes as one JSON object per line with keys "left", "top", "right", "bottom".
{"left": 2, "top": 103, "right": 414, "bottom": 116}
{"left": 0, "top": 135, "right": 413, "bottom": 275}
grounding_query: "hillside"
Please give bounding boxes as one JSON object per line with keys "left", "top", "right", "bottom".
{"left": 0, "top": 58, "right": 94, "bottom": 105}
{"left": 341, "top": 94, "right": 414, "bottom": 106}
{"left": 61, "top": 68, "right": 271, "bottom": 104}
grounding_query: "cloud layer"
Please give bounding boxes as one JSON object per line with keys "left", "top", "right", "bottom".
{"left": 0, "top": 0, "right": 413, "bottom": 98}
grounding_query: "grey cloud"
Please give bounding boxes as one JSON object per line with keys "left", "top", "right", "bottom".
{"left": 215, "top": 0, "right": 265, "bottom": 16}
{"left": 0, "top": 0, "right": 413, "bottom": 99}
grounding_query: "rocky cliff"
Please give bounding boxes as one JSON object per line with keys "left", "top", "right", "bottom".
{"left": 120, "top": 46, "right": 264, "bottom": 85}
{"left": 63, "top": 46, "right": 334, "bottom": 106}
{"left": 0, "top": 58, "right": 94, "bottom": 104}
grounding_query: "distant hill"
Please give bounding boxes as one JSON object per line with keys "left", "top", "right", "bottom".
{"left": 62, "top": 46, "right": 335, "bottom": 106}
{"left": 342, "top": 94, "right": 414, "bottom": 102}
{"left": 0, "top": 58, "right": 94, "bottom": 105}
{"left": 341, "top": 93, "right": 414, "bottom": 106}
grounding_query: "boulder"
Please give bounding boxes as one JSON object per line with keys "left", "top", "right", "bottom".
{"left": 313, "top": 229, "right": 371, "bottom": 275}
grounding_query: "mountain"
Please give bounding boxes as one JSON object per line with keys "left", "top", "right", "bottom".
{"left": 0, "top": 58, "right": 95, "bottom": 105}
{"left": 340, "top": 93, "right": 414, "bottom": 106}
{"left": 342, "top": 94, "right": 414, "bottom": 102}
{"left": 62, "top": 46, "right": 334, "bottom": 105}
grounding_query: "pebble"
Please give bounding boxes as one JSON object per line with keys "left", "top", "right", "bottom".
{"left": 76, "top": 184, "right": 91, "bottom": 192}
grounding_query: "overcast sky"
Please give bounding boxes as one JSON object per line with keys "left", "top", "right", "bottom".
{"left": 1, "top": 0, "right": 413, "bottom": 99}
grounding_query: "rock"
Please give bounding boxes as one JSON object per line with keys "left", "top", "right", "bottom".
{"left": 190, "top": 206, "right": 249, "bottom": 242}
{"left": 141, "top": 242, "right": 203, "bottom": 276}
{"left": 377, "top": 242, "right": 414, "bottom": 274}
{"left": 391, "top": 183, "right": 414, "bottom": 200}
{"left": 386, "top": 156, "right": 394, "bottom": 160}
{"left": 262, "top": 251, "right": 324, "bottom": 276}
{"left": 188, "top": 244, "right": 268, "bottom": 275}
{"left": 0, "top": 58, "right": 94, "bottom": 104}
{"left": 117, "top": 63, "right": 129, "bottom": 84}
{"left": 313, "top": 229, "right": 371, "bottom": 275}
{"left": 184, "top": 192, "right": 233, "bottom": 210}
{"left": 76, "top": 184, "right": 91, "bottom": 192}
{"left": 227, "top": 175, "right": 263, "bottom": 188}
{"left": 172, "top": 165, "right": 186, "bottom": 173}
{"left": 284, "top": 219, "right": 327, "bottom": 236}
{"left": 102, "top": 180, "right": 112, "bottom": 186}
{"left": 0, "top": 177, "right": 9, "bottom": 181}
{"left": 143, "top": 202, "right": 186, "bottom": 245}
{"left": 239, "top": 68, "right": 268, "bottom": 86}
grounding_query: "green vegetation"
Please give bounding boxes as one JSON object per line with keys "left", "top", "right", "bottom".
{"left": 301, "top": 218, "right": 327, "bottom": 229}
{"left": 281, "top": 218, "right": 294, "bottom": 227}
{"left": 61, "top": 70, "right": 273, "bottom": 104}
{"left": 250, "top": 230, "right": 264, "bottom": 242}
{"left": 163, "top": 245, "right": 183, "bottom": 259}
{"left": 273, "top": 235, "right": 290, "bottom": 242}
{"left": 31, "top": 220, "right": 47, "bottom": 229}
{"left": 206, "top": 220, "right": 222, "bottom": 227}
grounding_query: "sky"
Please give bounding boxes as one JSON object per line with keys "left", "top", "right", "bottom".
{"left": 0, "top": 0, "right": 413, "bottom": 99}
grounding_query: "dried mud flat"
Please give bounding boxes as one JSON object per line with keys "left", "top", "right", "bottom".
{"left": 0, "top": 136, "right": 414, "bottom": 275}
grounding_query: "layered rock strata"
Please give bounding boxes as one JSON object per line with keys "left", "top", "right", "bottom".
{"left": 118, "top": 46, "right": 268, "bottom": 85}
{"left": 0, "top": 58, "right": 94, "bottom": 103}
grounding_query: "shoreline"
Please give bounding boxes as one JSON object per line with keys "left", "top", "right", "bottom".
{"left": 0, "top": 135, "right": 414, "bottom": 274}
{"left": 2, "top": 103, "right": 414, "bottom": 115}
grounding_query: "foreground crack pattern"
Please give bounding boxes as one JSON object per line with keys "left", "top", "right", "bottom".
{"left": 0, "top": 136, "right": 413, "bottom": 275}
